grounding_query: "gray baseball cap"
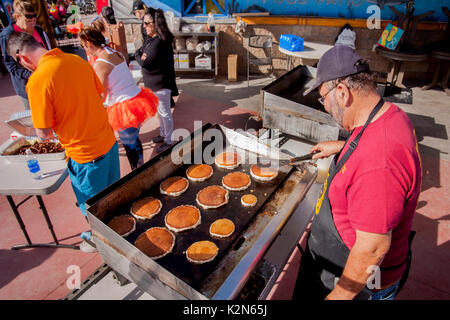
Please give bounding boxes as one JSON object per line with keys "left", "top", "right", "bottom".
{"left": 303, "top": 45, "right": 370, "bottom": 96}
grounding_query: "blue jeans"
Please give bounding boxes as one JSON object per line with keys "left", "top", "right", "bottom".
{"left": 118, "top": 126, "right": 143, "bottom": 169}
{"left": 370, "top": 281, "right": 400, "bottom": 300}
{"left": 68, "top": 142, "right": 120, "bottom": 216}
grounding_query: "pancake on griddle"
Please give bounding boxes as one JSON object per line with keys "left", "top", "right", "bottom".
{"left": 186, "top": 164, "right": 213, "bottom": 181}
{"left": 107, "top": 215, "right": 136, "bottom": 237}
{"left": 214, "top": 151, "right": 241, "bottom": 169}
{"left": 135, "top": 227, "right": 175, "bottom": 260}
{"left": 165, "top": 205, "right": 201, "bottom": 232}
{"left": 209, "top": 218, "right": 235, "bottom": 238}
{"left": 186, "top": 240, "right": 219, "bottom": 264}
{"left": 241, "top": 194, "right": 258, "bottom": 207}
{"left": 130, "top": 197, "right": 162, "bottom": 220}
{"left": 222, "top": 171, "right": 251, "bottom": 191}
{"left": 250, "top": 164, "right": 279, "bottom": 182}
{"left": 196, "top": 185, "right": 229, "bottom": 209}
{"left": 160, "top": 176, "right": 189, "bottom": 196}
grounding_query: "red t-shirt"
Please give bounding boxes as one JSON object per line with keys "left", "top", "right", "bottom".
{"left": 328, "top": 104, "right": 422, "bottom": 287}
{"left": 13, "top": 24, "right": 46, "bottom": 48}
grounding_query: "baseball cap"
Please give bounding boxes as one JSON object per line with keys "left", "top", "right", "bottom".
{"left": 303, "top": 45, "right": 370, "bottom": 96}
{"left": 130, "top": 0, "right": 145, "bottom": 15}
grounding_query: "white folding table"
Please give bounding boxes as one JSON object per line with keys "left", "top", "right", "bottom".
{"left": 0, "top": 155, "right": 79, "bottom": 250}
{"left": 279, "top": 41, "right": 333, "bottom": 70}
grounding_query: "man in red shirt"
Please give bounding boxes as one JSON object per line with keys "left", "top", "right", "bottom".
{"left": 293, "top": 45, "right": 421, "bottom": 300}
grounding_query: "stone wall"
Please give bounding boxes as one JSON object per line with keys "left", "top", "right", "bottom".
{"left": 123, "top": 22, "right": 446, "bottom": 83}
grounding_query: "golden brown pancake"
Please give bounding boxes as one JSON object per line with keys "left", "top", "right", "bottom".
{"left": 160, "top": 176, "right": 189, "bottom": 196}
{"left": 196, "top": 185, "right": 229, "bottom": 209}
{"left": 135, "top": 227, "right": 175, "bottom": 260}
{"left": 186, "top": 240, "right": 219, "bottom": 264}
{"left": 209, "top": 219, "right": 235, "bottom": 238}
{"left": 130, "top": 197, "right": 162, "bottom": 220}
{"left": 107, "top": 215, "right": 136, "bottom": 237}
{"left": 250, "top": 165, "right": 279, "bottom": 181}
{"left": 186, "top": 164, "right": 213, "bottom": 181}
{"left": 215, "top": 151, "right": 240, "bottom": 169}
{"left": 222, "top": 171, "right": 251, "bottom": 191}
{"left": 241, "top": 194, "right": 258, "bottom": 207}
{"left": 165, "top": 205, "right": 201, "bottom": 232}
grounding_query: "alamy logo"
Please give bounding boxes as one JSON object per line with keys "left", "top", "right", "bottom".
{"left": 66, "top": 265, "right": 81, "bottom": 290}
{"left": 170, "top": 121, "right": 282, "bottom": 168}
{"left": 366, "top": 265, "right": 381, "bottom": 290}
{"left": 367, "top": 5, "right": 381, "bottom": 30}
{"left": 334, "top": 265, "right": 381, "bottom": 290}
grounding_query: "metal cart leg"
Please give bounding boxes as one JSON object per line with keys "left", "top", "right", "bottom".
{"left": 7, "top": 195, "right": 32, "bottom": 246}
{"left": 7, "top": 195, "right": 79, "bottom": 250}
{"left": 36, "top": 195, "right": 59, "bottom": 245}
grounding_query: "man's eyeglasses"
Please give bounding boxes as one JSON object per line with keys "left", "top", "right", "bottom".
{"left": 318, "top": 83, "right": 339, "bottom": 105}
{"left": 24, "top": 13, "right": 37, "bottom": 19}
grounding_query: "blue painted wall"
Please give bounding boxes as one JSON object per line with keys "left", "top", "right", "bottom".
{"left": 233, "top": 0, "right": 448, "bottom": 22}
{"left": 143, "top": 0, "right": 182, "bottom": 16}
{"left": 144, "top": 0, "right": 449, "bottom": 22}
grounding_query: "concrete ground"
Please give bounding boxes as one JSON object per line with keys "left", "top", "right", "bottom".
{"left": 0, "top": 69, "right": 448, "bottom": 300}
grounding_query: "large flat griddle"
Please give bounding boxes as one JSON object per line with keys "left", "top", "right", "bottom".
{"left": 103, "top": 144, "right": 292, "bottom": 290}
{"left": 86, "top": 123, "right": 317, "bottom": 299}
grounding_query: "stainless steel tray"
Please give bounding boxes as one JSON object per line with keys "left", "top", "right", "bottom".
{"left": 5, "top": 110, "right": 36, "bottom": 137}
{"left": 0, "top": 137, "right": 66, "bottom": 161}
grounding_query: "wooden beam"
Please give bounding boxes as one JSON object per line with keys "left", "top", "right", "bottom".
{"left": 238, "top": 16, "right": 446, "bottom": 32}
{"left": 233, "top": 12, "right": 270, "bottom": 17}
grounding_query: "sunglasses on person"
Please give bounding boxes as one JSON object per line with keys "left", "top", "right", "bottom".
{"left": 143, "top": 21, "right": 153, "bottom": 26}
{"left": 24, "top": 13, "right": 37, "bottom": 19}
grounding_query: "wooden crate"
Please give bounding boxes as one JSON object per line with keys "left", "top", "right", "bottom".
{"left": 227, "top": 54, "right": 238, "bottom": 82}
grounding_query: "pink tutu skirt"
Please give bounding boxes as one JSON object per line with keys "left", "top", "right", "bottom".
{"left": 106, "top": 87, "right": 159, "bottom": 131}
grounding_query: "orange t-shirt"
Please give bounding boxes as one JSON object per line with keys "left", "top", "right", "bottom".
{"left": 27, "top": 48, "right": 116, "bottom": 163}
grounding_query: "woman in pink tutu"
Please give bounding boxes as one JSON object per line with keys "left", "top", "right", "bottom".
{"left": 79, "top": 22, "right": 158, "bottom": 170}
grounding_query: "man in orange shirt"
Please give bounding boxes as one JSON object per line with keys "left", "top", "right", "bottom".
{"left": 7, "top": 31, "right": 120, "bottom": 252}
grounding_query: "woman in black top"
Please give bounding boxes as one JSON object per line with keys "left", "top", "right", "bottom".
{"left": 135, "top": 7, "right": 178, "bottom": 153}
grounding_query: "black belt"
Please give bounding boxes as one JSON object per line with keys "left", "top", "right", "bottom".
{"left": 91, "top": 154, "right": 106, "bottom": 163}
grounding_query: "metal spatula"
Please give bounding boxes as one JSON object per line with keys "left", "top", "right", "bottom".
{"left": 257, "top": 151, "right": 317, "bottom": 167}
{"left": 280, "top": 152, "right": 317, "bottom": 166}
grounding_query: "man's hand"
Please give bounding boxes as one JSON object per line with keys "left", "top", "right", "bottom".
{"left": 325, "top": 230, "right": 392, "bottom": 300}
{"left": 35, "top": 128, "right": 54, "bottom": 141}
{"left": 310, "top": 140, "right": 345, "bottom": 159}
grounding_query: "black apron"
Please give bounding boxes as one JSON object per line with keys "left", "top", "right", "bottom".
{"left": 293, "top": 98, "right": 414, "bottom": 300}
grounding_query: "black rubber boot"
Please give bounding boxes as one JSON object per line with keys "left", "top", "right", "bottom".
{"left": 136, "top": 138, "right": 144, "bottom": 168}
{"left": 123, "top": 140, "right": 143, "bottom": 170}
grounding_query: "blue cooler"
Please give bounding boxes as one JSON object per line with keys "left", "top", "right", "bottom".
{"left": 280, "top": 34, "right": 304, "bottom": 52}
